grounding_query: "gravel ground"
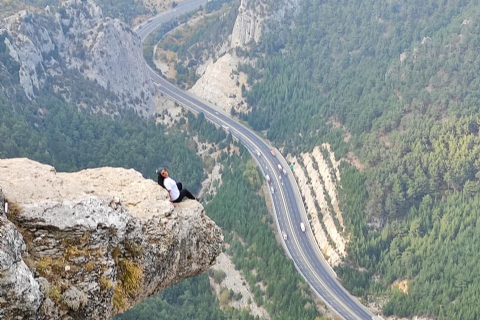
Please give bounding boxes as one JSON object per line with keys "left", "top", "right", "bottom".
{"left": 210, "top": 252, "right": 270, "bottom": 319}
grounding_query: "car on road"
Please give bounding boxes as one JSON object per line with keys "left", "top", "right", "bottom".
{"left": 215, "top": 111, "right": 219, "bottom": 115}
{"left": 256, "top": 150, "right": 261, "bottom": 157}
{"left": 300, "top": 222, "right": 305, "bottom": 232}
{"left": 282, "top": 231, "right": 288, "bottom": 240}
{"left": 271, "top": 186, "right": 275, "bottom": 194}
{"left": 270, "top": 149, "right": 275, "bottom": 156}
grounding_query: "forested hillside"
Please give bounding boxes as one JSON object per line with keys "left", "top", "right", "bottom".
{"left": 239, "top": 0, "right": 480, "bottom": 318}
{"left": 0, "top": 93, "right": 202, "bottom": 189}
{"left": 115, "top": 273, "right": 255, "bottom": 320}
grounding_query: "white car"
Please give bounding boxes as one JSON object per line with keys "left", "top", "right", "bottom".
{"left": 300, "top": 222, "right": 305, "bottom": 232}
{"left": 282, "top": 231, "right": 288, "bottom": 240}
{"left": 271, "top": 186, "right": 275, "bottom": 194}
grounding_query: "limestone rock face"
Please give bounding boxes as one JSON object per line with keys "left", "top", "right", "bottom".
{"left": 189, "top": 53, "right": 249, "bottom": 114}
{"left": 230, "top": 0, "right": 263, "bottom": 49}
{"left": 230, "top": 0, "right": 299, "bottom": 49}
{"left": 0, "top": 158, "right": 223, "bottom": 319}
{"left": 0, "top": 192, "right": 43, "bottom": 319}
{"left": 0, "top": 0, "right": 154, "bottom": 115}
{"left": 191, "top": 0, "right": 299, "bottom": 114}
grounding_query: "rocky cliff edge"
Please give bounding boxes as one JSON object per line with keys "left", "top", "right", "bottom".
{"left": 0, "top": 158, "right": 223, "bottom": 319}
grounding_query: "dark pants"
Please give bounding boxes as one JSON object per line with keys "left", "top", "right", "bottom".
{"left": 173, "top": 182, "right": 196, "bottom": 203}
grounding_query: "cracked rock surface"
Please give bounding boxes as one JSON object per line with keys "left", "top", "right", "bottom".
{"left": 0, "top": 158, "right": 223, "bottom": 319}
{"left": 0, "top": 0, "right": 154, "bottom": 115}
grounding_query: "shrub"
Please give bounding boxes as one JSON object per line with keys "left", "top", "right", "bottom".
{"left": 48, "top": 285, "right": 62, "bottom": 304}
{"left": 99, "top": 277, "right": 113, "bottom": 291}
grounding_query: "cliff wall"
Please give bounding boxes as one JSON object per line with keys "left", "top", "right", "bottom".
{"left": 190, "top": 0, "right": 299, "bottom": 114}
{"left": 0, "top": 0, "right": 154, "bottom": 115}
{"left": 0, "top": 158, "right": 223, "bottom": 319}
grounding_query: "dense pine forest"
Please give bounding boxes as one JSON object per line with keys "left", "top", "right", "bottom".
{"left": 0, "top": 93, "right": 203, "bottom": 190}
{"left": 238, "top": 0, "right": 480, "bottom": 318}
{"left": 115, "top": 273, "right": 254, "bottom": 320}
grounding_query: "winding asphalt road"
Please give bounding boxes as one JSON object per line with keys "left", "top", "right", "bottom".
{"left": 135, "top": 2, "right": 378, "bottom": 319}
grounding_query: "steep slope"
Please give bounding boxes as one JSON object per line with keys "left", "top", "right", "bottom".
{"left": 190, "top": 0, "right": 299, "bottom": 114}
{"left": 0, "top": 158, "right": 222, "bottom": 319}
{"left": 0, "top": 0, "right": 154, "bottom": 115}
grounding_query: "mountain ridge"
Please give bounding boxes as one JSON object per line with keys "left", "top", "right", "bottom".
{"left": 0, "top": 0, "right": 154, "bottom": 116}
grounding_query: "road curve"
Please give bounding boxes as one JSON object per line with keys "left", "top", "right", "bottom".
{"left": 135, "top": 2, "right": 378, "bottom": 319}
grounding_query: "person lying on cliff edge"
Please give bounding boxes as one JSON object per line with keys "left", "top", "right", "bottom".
{"left": 156, "top": 167, "right": 199, "bottom": 204}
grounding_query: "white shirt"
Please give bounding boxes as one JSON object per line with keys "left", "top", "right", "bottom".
{"left": 164, "top": 177, "right": 180, "bottom": 201}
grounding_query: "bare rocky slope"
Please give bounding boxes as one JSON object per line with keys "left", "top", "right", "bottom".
{"left": 190, "top": 0, "right": 299, "bottom": 114}
{"left": 0, "top": 158, "right": 223, "bottom": 320}
{"left": 287, "top": 144, "right": 347, "bottom": 266}
{"left": 0, "top": 0, "right": 154, "bottom": 115}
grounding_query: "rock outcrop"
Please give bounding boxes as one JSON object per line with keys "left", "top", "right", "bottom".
{"left": 231, "top": 0, "right": 299, "bottom": 50}
{"left": 190, "top": 0, "right": 299, "bottom": 114}
{"left": 0, "top": 0, "right": 154, "bottom": 115}
{"left": 230, "top": 0, "right": 263, "bottom": 49}
{"left": 0, "top": 158, "right": 223, "bottom": 319}
{"left": 190, "top": 53, "right": 249, "bottom": 114}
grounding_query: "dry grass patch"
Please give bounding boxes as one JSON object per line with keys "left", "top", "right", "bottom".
{"left": 118, "top": 259, "right": 144, "bottom": 296}
{"left": 36, "top": 257, "right": 67, "bottom": 279}
{"left": 113, "top": 284, "right": 128, "bottom": 313}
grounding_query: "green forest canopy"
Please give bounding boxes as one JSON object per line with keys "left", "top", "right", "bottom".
{"left": 0, "top": 93, "right": 203, "bottom": 190}
{"left": 238, "top": 0, "right": 480, "bottom": 318}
